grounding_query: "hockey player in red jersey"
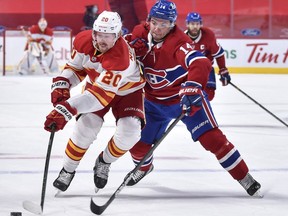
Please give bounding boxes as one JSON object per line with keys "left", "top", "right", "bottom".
{"left": 17, "top": 18, "right": 59, "bottom": 75}
{"left": 185, "top": 12, "right": 231, "bottom": 101}
{"left": 124, "top": 0, "right": 261, "bottom": 197}
{"left": 44, "top": 11, "right": 145, "bottom": 192}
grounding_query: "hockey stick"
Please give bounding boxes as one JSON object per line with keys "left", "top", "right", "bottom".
{"left": 90, "top": 113, "right": 185, "bottom": 215}
{"left": 230, "top": 82, "right": 288, "bottom": 128}
{"left": 23, "top": 124, "right": 56, "bottom": 215}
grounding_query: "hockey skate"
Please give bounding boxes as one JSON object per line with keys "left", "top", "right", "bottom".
{"left": 239, "top": 173, "right": 262, "bottom": 197}
{"left": 125, "top": 164, "right": 154, "bottom": 186}
{"left": 93, "top": 154, "right": 111, "bottom": 190}
{"left": 53, "top": 168, "right": 75, "bottom": 192}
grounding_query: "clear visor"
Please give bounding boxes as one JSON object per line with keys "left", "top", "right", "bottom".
{"left": 150, "top": 18, "right": 174, "bottom": 29}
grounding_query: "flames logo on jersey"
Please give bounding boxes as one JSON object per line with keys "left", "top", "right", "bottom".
{"left": 144, "top": 66, "right": 187, "bottom": 89}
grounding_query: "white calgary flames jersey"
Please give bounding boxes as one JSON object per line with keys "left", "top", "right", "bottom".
{"left": 62, "top": 30, "right": 145, "bottom": 113}
{"left": 29, "top": 25, "right": 53, "bottom": 43}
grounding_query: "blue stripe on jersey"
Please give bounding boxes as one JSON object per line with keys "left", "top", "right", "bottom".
{"left": 165, "top": 66, "right": 187, "bottom": 85}
{"left": 185, "top": 50, "right": 206, "bottom": 68}
{"left": 213, "top": 46, "right": 225, "bottom": 59}
{"left": 219, "top": 150, "right": 241, "bottom": 169}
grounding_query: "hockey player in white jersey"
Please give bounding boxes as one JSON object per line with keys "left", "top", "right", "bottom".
{"left": 44, "top": 11, "right": 145, "bottom": 192}
{"left": 17, "top": 18, "right": 59, "bottom": 75}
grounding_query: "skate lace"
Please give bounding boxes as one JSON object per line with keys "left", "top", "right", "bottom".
{"left": 58, "top": 171, "right": 74, "bottom": 185}
{"left": 132, "top": 170, "right": 145, "bottom": 181}
{"left": 96, "top": 162, "right": 111, "bottom": 179}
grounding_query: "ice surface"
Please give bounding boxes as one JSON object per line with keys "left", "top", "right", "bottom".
{"left": 0, "top": 74, "right": 287, "bottom": 215}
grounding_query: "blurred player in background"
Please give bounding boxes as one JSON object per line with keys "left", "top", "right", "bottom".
{"left": 185, "top": 12, "right": 231, "bottom": 101}
{"left": 108, "top": 0, "right": 148, "bottom": 32}
{"left": 83, "top": 4, "right": 99, "bottom": 29}
{"left": 44, "top": 11, "right": 145, "bottom": 192}
{"left": 124, "top": 0, "right": 261, "bottom": 197}
{"left": 17, "top": 18, "right": 59, "bottom": 75}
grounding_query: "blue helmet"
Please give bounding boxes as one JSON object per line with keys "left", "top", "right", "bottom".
{"left": 148, "top": 0, "right": 178, "bottom": 23}
{"left": 186, "top": 12, "right": 202, "bottom": 24}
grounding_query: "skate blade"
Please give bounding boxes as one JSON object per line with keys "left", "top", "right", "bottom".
{"left": 253, "top": 190, "right": 264, "bottom": 198}
{"left": 54, "top": 190, "right": 62, "bottom": 197}
{"left": 95, "top": 187, "right": 100, "bottom": 193}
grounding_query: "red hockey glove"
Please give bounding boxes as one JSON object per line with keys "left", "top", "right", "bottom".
{"left": 123, "top": 33, "right": 132, "bottom": 43}
{"left": 44, "top": 102, "right": 77, "bottom": 132}
{"left": 179, "top": 81, "right": 203, "bottom": 116}
{"left": 205, "top": 87, "right": 215, "bottom": 101}
{"left": 219, "top": 68, "right": 231, "bottom": 86}
{"left": 51, "top": 77, "right": 71, "bottom": 107}
{"left": 130, "top": 38, "right": 149, "bottom": 57}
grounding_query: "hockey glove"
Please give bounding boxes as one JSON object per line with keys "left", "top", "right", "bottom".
{"left": 130, "top": 38, "right": 149, "bottom": 57}
{"left": 179, "top": 81, "right": 203, "bottom": 116}
{"left": 123, "top": 33, "right": 132, "bottom": 42}
{"left": 219, "top": 68, "right": 231, "bottom": 86}
{"left": 44, "top": 102, "right": 77, "bottom": 132}
{"left": 51, "top": 77, "right": 71, "bottom": 107}
{"left": 205, "top": 70, "right": 216, "bottom": 101}
{"left": 205, "top": 87, "right": 215, "bottom": 101}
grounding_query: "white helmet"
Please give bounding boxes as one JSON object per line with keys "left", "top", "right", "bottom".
{"left": 38, "top": 18, "right": 48, "bottom": 32}
{"left": 93, "top": 11, "right": 122, "bottom": 38}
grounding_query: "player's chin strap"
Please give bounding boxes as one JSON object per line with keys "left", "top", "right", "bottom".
{"left": 90, "top": 113, "right": 185, "bottom": 215}
{"left": 229, "top": 82, "right": 288, "bottom": 128}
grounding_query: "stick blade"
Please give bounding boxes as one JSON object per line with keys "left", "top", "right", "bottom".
{"left": 23, "top": 200, "right": 42, "bottom": 215}
{"left": 90, "top": 198, "right": 107, "bottom": 215}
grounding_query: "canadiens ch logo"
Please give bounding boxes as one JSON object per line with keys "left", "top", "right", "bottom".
{"left": 145, "top": 67, "right": 169, "bottom": 89}
{"left": 144, "top": 66, "right": 187, "bottom": 89}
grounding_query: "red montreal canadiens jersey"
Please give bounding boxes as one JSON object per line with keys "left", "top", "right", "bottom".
{"left": 184, "top": 27, "right": 225, "bottom": 64}
{"left": 130, "top": 24, "right": 212, "bottom": 105}
{"left": 62, "top": 30, "right": 145, "bottom": 111}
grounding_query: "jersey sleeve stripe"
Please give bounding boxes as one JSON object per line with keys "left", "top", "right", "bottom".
{"left": 185, "top": 51, "right": 207, "bottom": 68}
{"left": 64, "top": 64, "right": 87, "bottom": 82}
{"left": 212, "top": 46, "right": 225, "bottom": 59}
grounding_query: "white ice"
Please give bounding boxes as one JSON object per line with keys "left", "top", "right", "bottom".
{"left": 0, "top": 74, "right": 288, "bottom": 216}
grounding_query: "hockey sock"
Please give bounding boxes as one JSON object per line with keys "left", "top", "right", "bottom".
{"left": 198, "top": 128, "right": 248, "bottom": 180}
{"left": 129, "top": 141, "right": 153, "bottom": 171}
{"left": 103, "top": 137, "right": 127, "bottom": 163}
